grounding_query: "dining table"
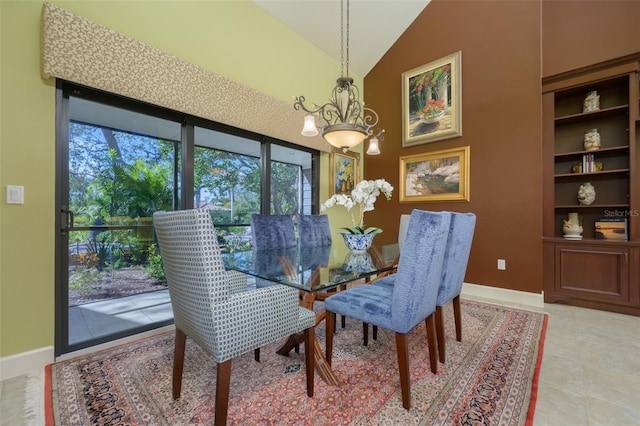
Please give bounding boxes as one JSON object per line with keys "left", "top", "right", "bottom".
{"left": 221, "top": 242, "right": 397, "bottom": 385}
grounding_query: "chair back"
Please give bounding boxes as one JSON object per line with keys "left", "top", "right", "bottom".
{"left": 152, "top": 209, "right": 229, "bottom": 348}
{"left": 250, "top": 214, "right": 296, "bottom": 250}
{"left": 437, "top": 212, "right": 476, "bottom": 305}
{"left": 391, "top": 210, "right": 451, "bottom": 333}
{"left": 298, "top": 214, "right": 332, "bottom": 246}
{"left": 397, "top": 214, "right": 411, "bottom": 252}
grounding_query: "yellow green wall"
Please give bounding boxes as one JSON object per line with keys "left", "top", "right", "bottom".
{"left": 0, "top": 0, "right": 362, "bottom": 359}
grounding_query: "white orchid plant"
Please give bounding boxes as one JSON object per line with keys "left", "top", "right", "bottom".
{"left": 321, "top": 179, "right": 393, "bottom": 234}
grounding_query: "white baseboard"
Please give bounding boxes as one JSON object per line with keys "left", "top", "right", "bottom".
{"left": 461, "top": 282, "right": 544, "bottom": 308}
{"left": 0, "top": 346, "right": 54, "bottom": 381}
{"left": 55, "top": 325, "right": 175, "bottom": 362}
{"left": 1, "top": 326, "right": 176, "bottom": 381}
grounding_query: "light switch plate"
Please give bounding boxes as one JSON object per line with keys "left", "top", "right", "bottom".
{"left": 6, "top": 185, "right": 24, "bottom": 204}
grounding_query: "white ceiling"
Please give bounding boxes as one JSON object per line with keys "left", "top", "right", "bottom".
{"left": 252, "top": 0, "right": 431, "bottom": 77}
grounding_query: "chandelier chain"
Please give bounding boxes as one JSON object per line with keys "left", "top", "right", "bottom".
{"left": 340, "top": 0, "right": 344, "bottom": 78}
{"left": 340, "top": 0, "right": 351, "bottom": 78}
{"left": 346, "top": 0, "right": 350, "bottom": 78}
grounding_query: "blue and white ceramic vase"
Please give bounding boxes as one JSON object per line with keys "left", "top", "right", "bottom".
{"left": 341, "top": 233, "right": 375, "bottom": 254}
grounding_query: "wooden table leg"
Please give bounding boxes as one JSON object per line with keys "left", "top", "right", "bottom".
{"left": 275, "top": 291, "right": 339, "bottom": 386}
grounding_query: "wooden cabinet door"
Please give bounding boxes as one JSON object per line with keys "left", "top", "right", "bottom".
{"left": 554, "top": 243, "right": 630, "bottom": 303}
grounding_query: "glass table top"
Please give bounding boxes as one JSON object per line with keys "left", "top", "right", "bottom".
{"left": 221, "top": 243, "right": 396, "bottom": 292}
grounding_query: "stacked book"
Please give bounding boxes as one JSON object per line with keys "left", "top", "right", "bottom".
{"left": 582, "top": 153, "right": 596, "bottom": 172}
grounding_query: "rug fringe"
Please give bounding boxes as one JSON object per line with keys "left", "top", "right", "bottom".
{"left": 22, "top": 371, "right": 44, "bottom": 426}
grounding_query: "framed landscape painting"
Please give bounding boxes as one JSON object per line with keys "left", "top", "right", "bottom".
{"left": 399, "top": 146, "right": 470, "bottom": 203}
{"left": 330, "top": 148, "right": 360, "bottom": 195}
{"left": 402, "top": 51, "right": 462, "bottom": 147}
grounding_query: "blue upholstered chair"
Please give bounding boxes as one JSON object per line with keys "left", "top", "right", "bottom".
{"left": 397, "top": 213, "right": 411, "bottom": 252}
{"left": 249, "top": 213, "right": 298, "bottom": 359}
{"left": 250, "top": 214, "right": 297, "bottom": 290}
{"left": 250, "top": 214, "right": 296, "bottom": 250}
{"left": 373, "top": 211, "right": 476, "bottom": 364}
{"left": 361, "top": 213, "right": 411, "bottom": 345}
{"left": 153, "top": 209, "right": 315, "bottom": 425}
{"left": 297, "top": 214, "right": 355, "bottom": 329}
{"left": 297, "top": 214, "right": 332, "bottom": 247}
{"left": 434, "top": 212, "right": 476, "bottom": 363}
{"left": 324, "top": 210, "right": 451, "bottom": 409}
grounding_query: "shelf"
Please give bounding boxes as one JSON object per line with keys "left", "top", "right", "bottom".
{"left": 554, "top": 105, "right": 629, "bottom": 123}
{"left": 554, "top": 169, "right": 629, "bottom": 179}
{"left": 542, "top": 236, "right": 640, "bottom": 247}
{"left": 554, "top": 145, "right": 629, "bottom": 159}
{"left": 554, "top": 204, "right": 630, "bottom": 209}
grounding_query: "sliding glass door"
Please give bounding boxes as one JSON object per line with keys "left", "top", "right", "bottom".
{"left": 56, "top": 84, "right": 181, "bottom": 355}
{"left": 56, "top": 82, "right": 319, "bottom": 356}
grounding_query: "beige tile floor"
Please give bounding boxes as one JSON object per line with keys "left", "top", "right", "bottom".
{"left": 534, "top": 303, "right": 640, "bottom": 425}
{"left": 1, "top": 298, "right": 639, "bottom": 425}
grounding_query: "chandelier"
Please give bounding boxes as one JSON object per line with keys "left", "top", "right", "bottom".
{"left": 293, "top": 0, "right": 384, "bottom": 155}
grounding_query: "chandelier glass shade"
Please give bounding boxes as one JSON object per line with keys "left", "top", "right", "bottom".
{"left": 293, "top": 0, "right": 383, "bottom": 153}
{"left": 366, "top": 133, "right": 381, "bottom": 155}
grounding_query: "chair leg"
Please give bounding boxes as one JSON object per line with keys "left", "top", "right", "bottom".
{"left": 326, "top": 312, "right": 335, "bottom": 366}
{"left": 304, "top": 326, "right": 315, "bottom": 397}
{"left": 173, "top": 328, "right": 187, "bottom": 400}
{"left": 215, "top": 360, "right": 232, "bottom": 426}
{"left": 254, "top": 348, "right": 260, "bottom": 362}
{"left": 373, "top": 325, "right": 378, "bottom": 341}
{"left": 453, "top": 295, "right": 462, "bottom": 341}
{"left": 435, "top": 305, "right": 446, "bottom": 363}
{"left": 363, "top": 322, "right": 369, "bottom": 346}
{"left": 340, "top": 284, "right": 347, "bottom": 328}
{"left": 395, "top": 333, "right": 411, "bottom": 410}
{"left": 425, "top": 314, "right": 438, "bottom": 374}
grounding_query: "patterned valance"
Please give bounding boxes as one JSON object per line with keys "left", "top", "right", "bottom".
{"left": 40, "top": 2, "right": 328, "bottom": 152}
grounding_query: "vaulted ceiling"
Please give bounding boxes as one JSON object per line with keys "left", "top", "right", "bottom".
{"left": 252, "top": 0, "right": 431, "bottom": 77}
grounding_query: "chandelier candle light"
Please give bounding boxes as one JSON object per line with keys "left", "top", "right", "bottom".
{"left": 321, "top": 179, "right": 393, "bottom": 252}
{"left": 294, "top": 0, "right": 384, "bottom": 155}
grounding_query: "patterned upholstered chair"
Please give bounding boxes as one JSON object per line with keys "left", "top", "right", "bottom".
{"left": 297, "top": 214, "right": 332, "bottom": 246}
{"left": 434, "top": 212, "right": 476, "bottom": 363}
{"left": 250, "top": 214, "right": 296, "bottom": 250}
{"left": 153, "top": 209, "right": 315, "bottom": 425}
{"left": 324, "top": 210, "right": 451, "bottom": 410}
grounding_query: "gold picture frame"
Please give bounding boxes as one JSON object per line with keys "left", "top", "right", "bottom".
{"left": 399, "top": 146, "right": 470, "bottom": 203}
{"left": 330, "top": 148, "right": 360, "bottom": 195}
{"left": 402, "top": 51, "right": 462, "bottom": 147}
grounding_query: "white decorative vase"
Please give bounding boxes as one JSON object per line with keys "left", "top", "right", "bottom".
{"left": 577, "top": 182, "right": 596, "bottom": 206}
{"left": 583, "top": 129, "right": 601, "bottom": 151}
{"left": 341, "top": 233, "right": 375, "bottom": 254}
{"left": 563, "top": 212, "right": 583, "bottom": 240}
{"left": 583, "top": 91, "right": 600, "bottom": 112}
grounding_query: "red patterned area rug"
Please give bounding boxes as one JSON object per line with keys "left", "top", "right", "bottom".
{"left": 46, "top": 300, "right": 547, "bottom": 425}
